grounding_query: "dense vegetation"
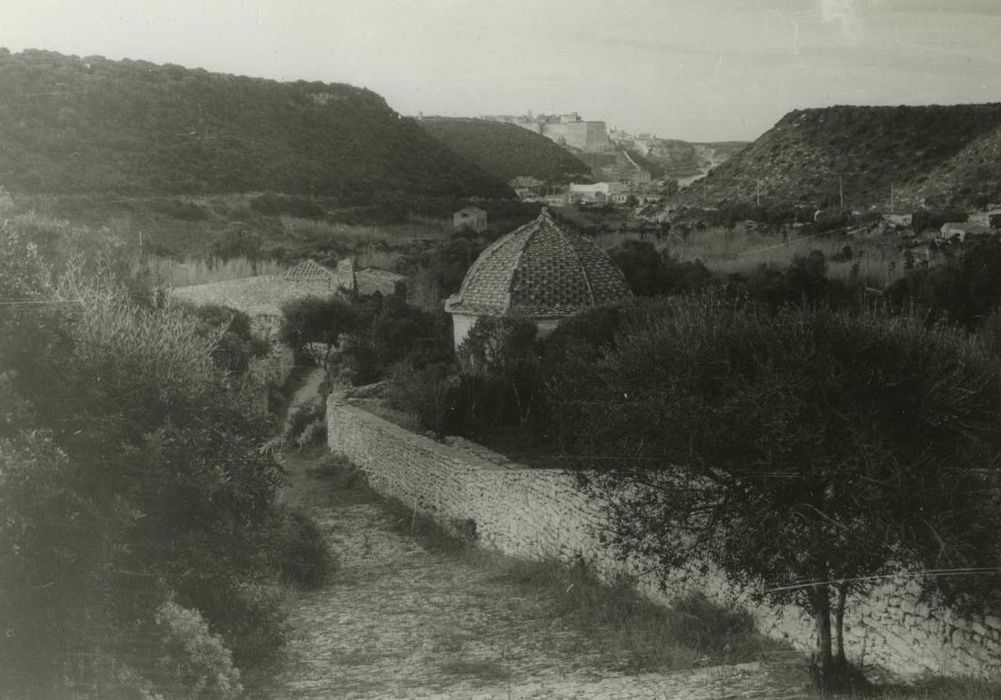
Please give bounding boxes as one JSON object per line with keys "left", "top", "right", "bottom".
{"left": 276, "top": 218, "right": 1001, "bottom": 692}
{"left": 417, "top": 117, "right": 592, "bottom": 183}
{"left": 683, "top": 103, "right": 1001, "bottom": 209}
{"left": 902, "top": 122, "right": 1001, "bottom": 208}
{"left": 0, "top": 49, "right": 513, "bottom": 201}
{"left": 548, "top": 296, "right": 1001, "bottom": 691}
{"left": 0, "top": 218, "right": 330, "bottom": 698}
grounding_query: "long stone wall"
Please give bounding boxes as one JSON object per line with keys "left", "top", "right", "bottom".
{"left": 327, "top": 396, "right": 1001, "bottom": 679}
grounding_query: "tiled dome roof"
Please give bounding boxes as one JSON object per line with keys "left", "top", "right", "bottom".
{"left": 445, "top": 209, "right": 632, "bottom": 317}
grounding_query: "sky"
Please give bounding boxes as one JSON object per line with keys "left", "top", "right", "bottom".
{"left": 1, "top": 0, "right": 999, "bottom": 142}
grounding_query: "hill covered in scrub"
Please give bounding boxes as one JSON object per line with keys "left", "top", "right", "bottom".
{"left": 619, "top": 138, "right": 748, "bottom": 179}
{"left": 680, "top": 104, "right": 1001, "bottom": 209}
{"left": 417, "top": 117, "right": 592, "bottom": 183}
{"left": 0, "top": 49, "right": 513, "bottom": 201}
{"left": 898, "top": 121, "right": 1001, "bottom": 208}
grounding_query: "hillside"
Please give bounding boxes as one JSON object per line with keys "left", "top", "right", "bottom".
{"left": 0, "top": 49, "right": 513, "bottom": 200}
{"left": 608, "top": 134, "right": 748, "bottom": 180}
{"left": 900, "top": 122, "right": 1001, "bottom": 207}
{"left": 679, "top": 104, "right": 1001, "bottom": 209}
{"left": 417, "top": 117, "right": 592, "bottom": 183}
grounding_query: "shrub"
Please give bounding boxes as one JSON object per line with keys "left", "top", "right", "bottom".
{"left": 912, "top": 208, "right": 968, "bottom": 235}
{"left": 295, "top": 418, "right": 327, "bottom": 449}
{"left": 340, "top": 294, "right": 452, "bottom": 385}
{"left": 179, "top": 302, "right": 269, "bottom": 374}
{"left": 888, "top": 238, "right": 1001, "bottom": 328}
{"left": 281, "top": 398, "right": 326, "bottom": 448}
{"left": 250, "top": 192, "right": 327, "bottom": 219}
{"left": 457, "top": 316, "right": 543, "bottom": 428}
{"left": 726, "top": 250, "right": 859, "bottom": 311}
{"left": 265, "top": 505, "right": 333, "bottom": 590}
{"left": 385, "top": 360, "right": 459, "bottom": 434}
{"left": 542, "top": 298, "right": 680, "bottom": 371}
{"left": 180, "top": 583, "right": 289, "bottom": 675}
{"left": 279, "top": 295, "right": 359, "bottom": 361}
{"left": 151, "top": 602, "right": 242, "bottom": 700}
{"left": 0, "top": 222, "right": 298, "bottom": 694}
{"left": 210, "top": 224, "right": 262, "bottom": 261}
{"left": 608, "top": 240, "right": 712, "bottom": 297}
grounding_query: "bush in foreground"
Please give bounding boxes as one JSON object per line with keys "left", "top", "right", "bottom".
{"left": 0, "top": 221, "right": 330, "bottom": 697}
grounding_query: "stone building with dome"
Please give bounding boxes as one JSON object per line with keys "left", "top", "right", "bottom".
{"left": 444, "top": 209, "right": 632, "bottom": 349}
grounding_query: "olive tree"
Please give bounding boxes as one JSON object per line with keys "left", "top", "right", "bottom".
{"left": 549, "top": 294, "right": 1001, "bottom": 692}
{"left": 279, "top": 294, "right": 359, "bottom": 367}
{"left": 458, "top": 316, "right": 541, "bottom": 426}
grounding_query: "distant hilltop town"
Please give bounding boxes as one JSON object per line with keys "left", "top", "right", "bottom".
{"left": 480, "top": 111, "right": 613, "bottom": 153}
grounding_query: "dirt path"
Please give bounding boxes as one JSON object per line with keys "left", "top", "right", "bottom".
{"left": 273, "top": 375, "right": 811, "bottom": 699}
{"left": 288, "top": 367, "right": 326, "bottom": 413}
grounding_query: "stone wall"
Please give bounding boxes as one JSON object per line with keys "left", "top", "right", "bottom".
{"left": 327, "top": 396, "right": 1001, "bottom": 679}
{"left": 540, "top": 121, "right": 611, "bottom": 152}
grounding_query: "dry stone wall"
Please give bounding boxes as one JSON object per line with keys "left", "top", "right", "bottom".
{"left": 327, "top": 396, "right": 1001, "bottom": 679}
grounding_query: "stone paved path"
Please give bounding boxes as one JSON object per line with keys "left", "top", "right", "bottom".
{"left": 274, "top": 450, "right": 813, "bottom": 700}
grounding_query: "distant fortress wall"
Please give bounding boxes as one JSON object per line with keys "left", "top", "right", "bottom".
{"left": 328, "top": 395, "right": 1001, "bottom": 681}
{"left": 484, "top": 113, "right": 612, "bottom": 152}
{"left": 538, "top": 121, "right": 611, "bottom": 152}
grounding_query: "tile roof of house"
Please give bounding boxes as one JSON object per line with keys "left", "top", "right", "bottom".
{"left": 277, "top": 259, "right": 341, "bottom": 283}
{"left": 445, "top": 209, "right": 632, "bottom": 317}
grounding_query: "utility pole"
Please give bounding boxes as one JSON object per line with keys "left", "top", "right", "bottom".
{"left": 138, "top": 230, "right": 143, "bottom": 258}
{"left": 890, "top": 182, "right": 895, "bottom": 212}
{"left": 756, "top": 178, "right": 762, "bottom": 206}
{"left": 839, "top": 175, "right": 844, "bottom": 210}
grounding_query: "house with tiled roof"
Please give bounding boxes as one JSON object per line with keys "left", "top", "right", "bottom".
{"left": 171, "top": 258, "right": 357, "bottom": 336}
{"left": 444, "top": 209, "right": 632, "bottom": 349}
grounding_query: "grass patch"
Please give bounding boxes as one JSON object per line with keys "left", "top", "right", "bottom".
{"left": 764, "top": 657, "right": 1001, "bottom": 699}
{"left": 666, "top": 225, "right": 915, "bottom": 288}
{"left": 146, "top": 255, "right": 287, "bottom": 288}
{"left": 281, "top": 452, "right": 380, "bottom": 510}
{"left": 381, "top": 498, "right": 476, "bottom": 555}
{"left": 431, "top": 631, "right": 472, "bottom": 654}
{"left": 888, "top": 677, "right": 1001, "bottom": 699}
{"left": 303, "top": 453, "right": 377, "bottom": 499}
{"left": 437, "top": 658, "right": 511, "bottom": 684}
{"left": 280, "top": 216, "right": 450, "bottom": 249}
{"left": 491, "top": 559, "right": 784, "bottom": 673}
{"left": 265, "top": 504, "right": 335, "bottom": 589}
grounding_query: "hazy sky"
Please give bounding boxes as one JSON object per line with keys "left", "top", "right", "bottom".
{"left": 1, "top": 0, "right": 1000, "bottom": 141}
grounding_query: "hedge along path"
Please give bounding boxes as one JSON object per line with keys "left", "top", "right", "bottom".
{"left": 272, "top": 380, "right": 810, "bottom": 699}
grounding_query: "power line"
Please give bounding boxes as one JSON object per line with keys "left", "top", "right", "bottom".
{"left": 766, "top": 567, "right": 1001, "bottom": 594}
